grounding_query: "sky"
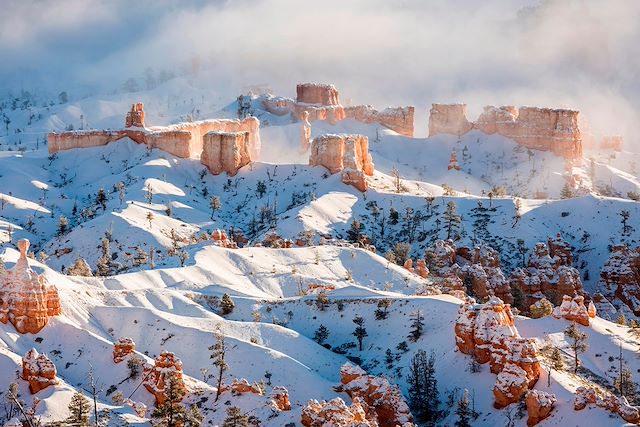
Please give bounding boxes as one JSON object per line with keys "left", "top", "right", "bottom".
{"left": 1, "top": 0, "right": 639, "bottom": 144}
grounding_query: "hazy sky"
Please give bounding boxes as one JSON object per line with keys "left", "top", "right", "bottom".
{"left": 2, "top": 0, "right": 639, "bottom": 143}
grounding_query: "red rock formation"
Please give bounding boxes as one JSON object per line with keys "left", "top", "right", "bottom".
{"left": 301, "top": 397, "right": 377, "bottom": 427}
{"left": 309, "top": 134, "right": 374, "bottom": 192}
{"left": 221, "top": 378, "right": 264, "bottom": 395}
{"left": 547, "top": 233, "right": 573, "bottom": 266}
{"left": 300, "top": 110, "right": 312, "bottom": 153}
{"left": 124, "top": 399, "right": 147, "bottom": 418}
{"left": 425, "top": 239, "right": 456, "bottom": 272}
{"left": 271, "top": 386, "right": 291, "bottom": 411}
{"left": 113, "top": 337, "right": 136, "bottom": 363}
{"left": 0, "top": 239, "right": 61, "bottom": 334}
{"left": 344, "top": 105, "right": 415, "bottom": 137}
{"left": 336, "top": 363, "right": 413, "bottom": 427}
{"left": 447, "top": 149, "right": 461, "bottom": 171}
{"left": 415, "top": 259, "right": 429, "bottom": 278}
{"left": 297, "top": 83, "right": 340, "bottom": 106}
{"left": 600, "top": 135, "right": 623, "bottom": 151}
{"left": 575, "top": 386, "right": 640, "bottom": 424}
{"left": 457, "top": 244, "right": 513, "bottom": 304}
{"left": 125, "top": 103, "right": 145, "bottom": 128}
{"left": 201, "top": 131, "right": 251, "bottom": 176}
{"left": 403, "top": 259, "right": 413, "bottom": 273}
{"left": 525, "top": 390, "right": 556, "bottom": 426}
{"left": 143, "top": 351, "right": 185, "bottom": 406}
{"left": 552, "top": 295, "right": 590, "bottom": 326}
{"left": 428, "top": 104, "right": 473, "bottom": 137}
{"left": 211, "top": 229, "right": 237, "bottom": 248}
{"left": 21, "top": 349, "right": 58, "bottom": 394}
{"left": 597, "top": 244, "right": 640, "bottom": 315}
{"left": 588, "top": 300, "right": 597, "bottom": 318}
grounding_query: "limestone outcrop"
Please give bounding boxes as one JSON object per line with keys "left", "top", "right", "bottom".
{"left": 552, "top": 295, "right": 590, "bottom": 326}
{"left": 21, "top": 349, "right": 58, "bottom": 394}
{"left": 574, "top": 386, "right": 640, "bottom": 424}
{"left": 455, "top": 298, "right": 541, "bottom": 408}
{"left": 310, "top": 134, "right": 374, "bottom": 192}
{"left": 125, "top": 103, "right": 145, "bottom": 128}
{"left": 428, "top": 104, "right": 582, "bottom": 160}
{"left": 301, "top": 397, "right": 377, "bottom": 427}
{"left": 0, "top": 239, "right": 61, "bottom": 334}
{"left": 597, "top": 244, "right": 640, "bottom": 315}
{"left": 201, "top": 131, "right": 251, "bottom": 176}
{"left": 113, "top": 337, "right": 136, "bottom": 363}
{"left": 510, "top": 236, "right": 584, "bottom": 309}
{"left": 525, "top": 390, "right": 556, "bottom": 426}
{"left": 428, "top": 104, "right": 473, "bottom": 137}
{"left": 297, "top": 83, "right": 340, "bottom": 106}
{"left": 143, "top": 351, "right": 185, "bottom": 406}
{"left": 336, "top": 363, "right": 413, "bottom": 427}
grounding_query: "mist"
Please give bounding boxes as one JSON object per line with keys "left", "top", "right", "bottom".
{"left": 2, "top": 0, "right": 639, "bottom": 146}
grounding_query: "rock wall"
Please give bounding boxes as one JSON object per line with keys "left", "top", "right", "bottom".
{"left": 297, "top": 83, "right": 340, "bottom": 106}
{"left": 309, "top": 134, "right": 374, "bottom": 192}
{"left": 597, "top": 244, "right": 640, "bottom": 315}
{"left": 0, "top": 239, "right": 61, "bottom": 334}
{"left": 336, "top": 363, "right": 413, "bottom": 427}
{"left": 344, "top": 105, "right": 415, "bottom": 137}
{"left": 22, "top": 348, "right": 58, "bottom": 394}
{"left": 143, "top": 351, "right": 185, "bottom": 406}
{"left": 201, "top": 131, "right": 251, "bottom": 176}
{"left": 429, "top": 104, "right": 582, "bottom": 160}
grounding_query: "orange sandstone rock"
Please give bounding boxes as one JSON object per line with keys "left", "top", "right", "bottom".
{"left": 0, "top": 239, "right": 61, "bottom": 334}
{"left": 598, "top": 244, "right": 640, "bottom": 316}
{"left": 221, "top": 378, "right": 264, "bottom": 395}
{"left": 125, "top": 103, "right": 145, "bottom": 128}
{"left": 201, "top": 131, "right": 251, "bottom": 176}
{"left": 301, "top": 397, "right": 376, "bottom": 427}
{"left": 600, "top": 135, "right": 623, "bottom": 151}
{"left": 143, "top": 351, "right": 185, "bottom": 406}
{"left": 428, "top": 104, "right": 473, "bottom": 137}
{"left": 309, "top": 134, "right": 374, "bottom": 192}
{"left": 297, "top": 83, "right": 340, "bottom": 106}
{"left": 415, "top": 259, "right": 429, "bottom": 278}
{"left": 336, "top": 363, "right": 413, "bottom": 427}
{"left": 113, "top": 337, "right": 136, "bottom": 363}
{"left": 575, "top": 386, "right": 640, "bottom": 424}
{"left": 344, "top": 105, "right": 415, "bottom": 137}
{"left": 526, "top": 389, "right": 556, "bottom": 426}
{"left": 271, "top": 386, "right": 291, "bottom": 411}
{"left": 447, "top": 149, "right": 461, "bottom": 171}
{"left": 21, "top": 349, "right": 58, "bottom": 394}
{"left": 552, "top": 295, "right": 590, "bottom": 326}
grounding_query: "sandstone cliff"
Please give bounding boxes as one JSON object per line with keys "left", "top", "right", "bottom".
{"left": 113, "top": 337, "right": 136, "bottom": 363}
{"left": 309, "top": 134, "right": 374, "bottom": 192}
{"left": 201, "top": 131, "right": 251, "bottom": 176}
{"left": 143, "top": 351, "right": 186, "bottom": 406}
{"left": 297, "top": 83, "right": 340, "bottom": 106}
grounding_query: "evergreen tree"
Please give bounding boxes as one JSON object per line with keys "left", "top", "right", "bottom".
{"left": 444, "top": 201, "right": 461, "bottom": 240}
{"left": 346, "top": 219, "right": 364, "bottom": 244}
{"left": 614, "top": 366, "right": 637, "bottom": 405}
{"left": 220, "top": 293, "right": 235, "bottom": 315}
{"left": 407, "top": 350, "right": 440, "bottom": 423}
{"left": 560, "top": 183, "right": 574, "bottom": 199}
{"left": 67, "top": 257, "right": 92, "bottom": 276}
{"left": 67, "top": 392, "right": 91, "bottom": 426}
{"left": 549, "top": 347, "right": 564, "bottom": 371}
{"left": 151, "top": 374, "right": 201, "bottom": 427}
{"left": 352, "top": 315, "right": 368, "bottom": 351}
{"left": 96, "top": 188, "right": 107, "bottom": 211}
{"left": 564, "top": 322, "right": 588, "bottom": 374}
{"left": 96, "top": 238, "right": 111, "bottom": 276}
{"left": 57, "top": 215, "right": 69, "bottom": 236}
{"left": 313, "top": 324, "right": 329, "bottom": 345}
{"left": 454, "top": 389, "right": 472, "bottom": 427}
{"left": 146, "top": 211, "right": 154, "bottom": 228}
{"left": 408, "top": 310, "right": 425, "bottom": 342}
{"left": 210, "top": 196, "right": 221, "bottom": 219}
{"left": 133, "top": 247, "right": 148, "bottom": 267}
{"left": 221, "top": 406, "right": 248, "bottom": 427}
{"left": 209, "top": 327, "right": 228, "bottom": 402}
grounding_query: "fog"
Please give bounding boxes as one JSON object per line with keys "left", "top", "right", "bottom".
{"left": 2, "top": 0, "right": 639, "bottom": 145}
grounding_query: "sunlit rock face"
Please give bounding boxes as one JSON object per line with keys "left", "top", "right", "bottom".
{"left": 113, "top": 337, "right": 136, "bottom": 363}
{"left": 336, "top": 363, "right": 413, "bottom": 427}
{"left": 525, "top": 390, "right": 556, "bottom": 426}
{"left": 429, "top": 104, "right": 582, "bottom": 160}
{"left": 552, "top": 295, "right": 590, "bottom": 326}
{"left": 143, "top": 351, "right": 186, "bottom": 406}
{"left": 597, "top": 244, "right": 640, "bottom": 315}
{"left": 344, "top": 105, "right": 415, "bottom": 137}
{"left": 296, "top": 83, "right": 340, "bottom": 106}
{"left": 575, "top": 386, "right": 640, "bottom": 424}
{"left": 600, "top": 135, "right": 623, "bottom": 151}
{"left": 22, "top": 348, "right": 58, "bottom": 394}
{"left": 125, "top": 103, "right": 145, "bottom": 128}
{"left": 428, "top": 104, "right": 473, "bottom": 137}
{"left": 271, "top": 386, "right": 291, "bottom": 411}
{"left": 309, "top": 134, "right": 374, "bottom": 192}
{"left": 0, "top": 239, "right": 61, "bottom": 334}
{"left": 201, "top": 131, "right": 251, "bottom": 176}
{"left": 301, "top": 397, "right": 377, "bottom": 427}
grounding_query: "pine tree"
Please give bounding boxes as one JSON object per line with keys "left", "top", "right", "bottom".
{"left": 116, "top": 181, "right": 126, "bottom": 206}
{"left": 313, "top": 324, "right": 329, "bottom": 345}
{"left": 151, "top": 374, "right": 200, "bottom": 427}
{"left": 454, "top": 389, "right": 472, "bottom": 427}
{"left": 178, "top": 249, "right": 189, "bottom": 267}
{"left": 57, "top": 215, "right": 69, "bottom": 236}
{"left": 221, "top": 406, "right": 248, "bottom": 427}
{"left": 210, "top": 196, "right": 221, "bottom": 219}
{"left": 614, "top": 366, "right": 637, "bottom": 405}
{"left": 549, "top": 347, "right": 563, "bottom": 371}
{"left": 617, "top": 314, "right": 627, "bottom": 325}
{"left": 67, "top": 257, "right": 92, "bottom": 276}
{"left": 67, "top": 392, "right": 91, "bottom": 426}
{"left": 560, "top": 183, "right": 574, "bottom": 199}
{"left": 96, "top": 188, "right": 107, "bottom": 211}
{"left": 408, "top": 310, "right": 425, "bottom": 342}
{"left": 133, "top": 247, "right": 148, "bottom": 267}
{"left": 220, "top": 293, "right": 235, "bottom": 315}
{"left": 96, "top": 238, "right": 111, "bottom": 276}
{"left": 564, "top": 322, "right": 588, "bottom": 374}
{"left": 145, "top": 183, "right": 154, "bottom": 204}
{"left": 209, "top": 327, "right": 228, "bottom": 402}
{"left": 407, "top": 350, "right": 440, "bottom": 423}
{"left": 352, "top": 315, "right": 368, "bottom": 351}
{"left": 146, "top": 211, "right": 154, "bottom": 228}
{"left": 346, "top": 219, "right": 364, "bottom": 244}
{"left": 444, "top": 201, "right": 461, "bottom": 240}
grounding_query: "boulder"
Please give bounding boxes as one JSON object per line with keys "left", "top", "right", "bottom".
{"left": 143, "top": 351, "right": 185, "bottom": 406}
{"left": 526, "top": 390, "right": 556, "bottom": 426}
{"left": 201, "top": 131, "right": 251, "bottom": 176}
{"left": 21, "top": 349, "right": 58, "bottom": 394}
{"left": 336, "top": 363, "right": 413, "bottom": 427}
{"left": 309, "top": 134, "right": 374, "bottom": 192}
{"left": 0, "top": 239, "right": 61, "bottom": 334}
{"left": 428, "top": 104, "right": 473, "bottom": 137}
{"left": 113, "top": 337, "right": 136, "bottom": 363}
